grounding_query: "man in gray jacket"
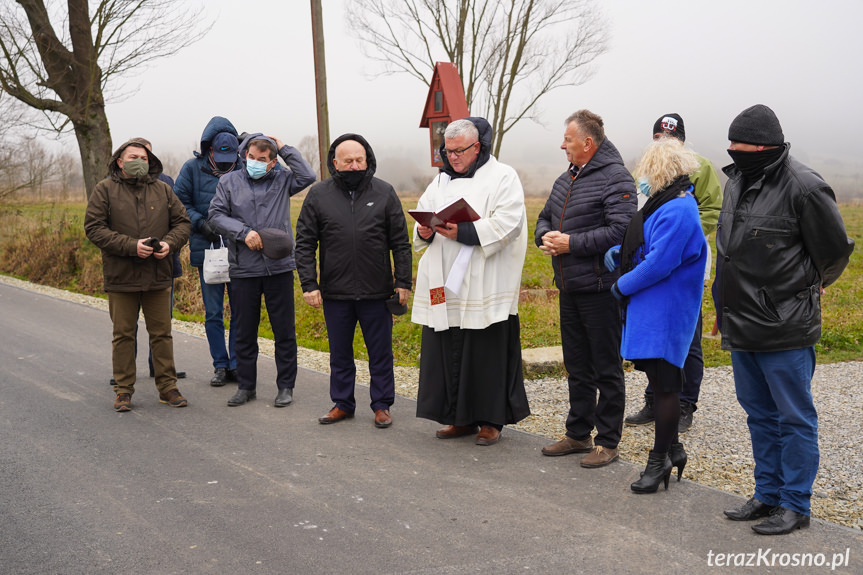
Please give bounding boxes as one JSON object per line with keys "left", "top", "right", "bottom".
{"left": 209, "top": 135, "right": 316, "bottom": 407}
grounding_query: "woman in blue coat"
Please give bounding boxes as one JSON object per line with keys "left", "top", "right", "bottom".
{"left": 605, "top": 139, "right": 707, "bottom": 493}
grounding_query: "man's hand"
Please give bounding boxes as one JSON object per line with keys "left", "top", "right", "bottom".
{"left": 303, "top": 290, "right": 322, "bottom": 309}
{"left": 137, "top": 238, "right": 155, "bottom": 258}
{"left": 417, "top": 224, "right": 434, "bottom": 240}
{"left": 540, "top": 231, "right": 571, "bottom": 256}
{"left": 396, "top": 287, "right": 411, "bottom": 306}
{"left": 269, "top": 136, "right": 285, "bottom": 150}
{"left": 245, "top": 230, "right": 263, "bottom": 251}
{"left": 152, "top": 241, "right": 169, "bottom": 260}
{"left": 434, "top": 221, "right": 458, "bottom": 240}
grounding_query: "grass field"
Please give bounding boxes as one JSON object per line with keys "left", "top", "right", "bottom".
{"left": 1, "top": 198, "right": 860, "bottom": 368}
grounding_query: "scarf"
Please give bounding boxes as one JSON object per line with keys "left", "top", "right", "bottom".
{"left": 727, "top": 146, "right": 785, "bottom": 181}
{"left": 208, "top": 153, "right": 236, "bottom": 177}
{"left": 620, "top": 175, "right": 693, "bottom": 275}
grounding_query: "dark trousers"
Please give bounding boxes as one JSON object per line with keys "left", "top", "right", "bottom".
{"left": 645, "top": 310, "right": 703, "bottom": 407}
{"left": 231, "top": 272, "right": 297, "bottom": 392}
{"left": 322, "top": 299, "right": 395, "bottom": 413}
{"left": 560, "top": 290, "right": 625, "bottom": 449}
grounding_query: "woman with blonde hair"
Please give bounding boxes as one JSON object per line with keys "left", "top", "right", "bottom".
{"left": 604, "top": 138, "right": 708, "bottom": 493}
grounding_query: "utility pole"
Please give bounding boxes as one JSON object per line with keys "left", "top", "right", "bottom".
{"left": 310, "top": 0, "right": 330, "bottom": 179}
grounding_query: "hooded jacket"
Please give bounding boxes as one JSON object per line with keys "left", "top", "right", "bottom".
{"left": 208, "top": 141, "right": 316, "bottom": 278}
{"left": 714, "top": 144, "right": 854, "bottom": 351}
{"left": 174, "top": 116, "right": 241, "bottom": 267}
{"left": 84, "top": 139, "right": 191, "bottom": 292}
{"left": 295, "top": 133, "right": 412, "bottom": 299}
{"left": 535, "top": 138, "right": 637, "bottom": 293}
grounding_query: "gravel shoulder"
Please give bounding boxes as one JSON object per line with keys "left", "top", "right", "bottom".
{"left": 5, "top": 274, "right": 860, "bottom": 531}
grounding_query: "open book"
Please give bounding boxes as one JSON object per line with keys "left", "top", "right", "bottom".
{"left": 408, "top": 197, "right": 480, "bottom": 228}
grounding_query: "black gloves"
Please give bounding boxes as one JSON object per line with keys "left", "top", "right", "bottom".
{"left": 200, "top": 220, "right": 221, "bottom": 243}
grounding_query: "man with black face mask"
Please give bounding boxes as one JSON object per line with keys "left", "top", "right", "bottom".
{"left": 295, "top": 134, "right": 412, "bottom": 429}
{"left": 714, "top": 104, "right": 854, "bottom": 535}
{"left": 175, "top": 117, "right": 242, "bottom": 387}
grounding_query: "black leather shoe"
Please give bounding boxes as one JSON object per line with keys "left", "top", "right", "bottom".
{"left": 752, "top": 506, "right": 810, "bottom": 535}
{"left": 227, "top": 389, "right": 256, "bottom": 406}
{"left": 678, "top": 401, "right": 694, "bottom": 433}
{"left": 274, "top": 388, "right": 293, "bottom": 407}
{"left": 211, "top": 368, "right": 228, "bottom": 387}
{"left": 724, "top": 497, "right": 778, "bottom": 521}
{"left": 176, "top": 371, "right": 186, "bottom": 379}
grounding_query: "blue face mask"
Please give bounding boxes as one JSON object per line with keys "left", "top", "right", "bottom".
{"left": 637, "top": 177, "right": 652, "bottom": 197}
{"left": 246, "top": 158, "right": 269, "bottom": 179}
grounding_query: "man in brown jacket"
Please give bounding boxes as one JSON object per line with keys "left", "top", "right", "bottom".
{"left": 85, "top": 138, "right": 191, "bottom": 412}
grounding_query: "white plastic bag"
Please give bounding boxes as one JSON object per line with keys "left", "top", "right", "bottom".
{"left": 203, "top": 237, "right": 230, "bottom": 284}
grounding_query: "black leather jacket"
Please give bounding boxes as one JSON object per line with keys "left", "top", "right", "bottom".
{"left": 713, "top": 144, "right": 854, "bottom": 351}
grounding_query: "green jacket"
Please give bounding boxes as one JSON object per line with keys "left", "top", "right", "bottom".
{"left": 690, "top": 155, "right": 722, "bottom": 236}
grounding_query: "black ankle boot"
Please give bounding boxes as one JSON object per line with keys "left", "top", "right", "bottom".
{"left": 631, "top": 451, "right": 672, "bottom": 494}
{"left": 669, "top": 442, "right": 688, "bottom": 482}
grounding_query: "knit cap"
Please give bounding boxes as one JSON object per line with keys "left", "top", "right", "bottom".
{"left": 728, "top": 105, "right": 784, "bottom": 145}
{"left": 653, "top": 113, "right": 685, "bottom": 142}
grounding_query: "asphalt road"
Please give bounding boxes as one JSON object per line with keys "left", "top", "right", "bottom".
{"left": 0, "top": 281, "right": 860, "bottom": 574}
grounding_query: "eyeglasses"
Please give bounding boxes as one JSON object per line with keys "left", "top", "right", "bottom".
{"left": 444, "top": 141, "right": 478, "bottom": 158}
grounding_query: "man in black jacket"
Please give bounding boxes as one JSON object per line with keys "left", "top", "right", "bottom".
{"left": 535, "top": 110, "right": 636, "bottom": 468}
{"left": 716, "top": 105, "right": 853, "bottom": 535}
{"left": 295, "top": 134, "right": 412, "bottom": 428}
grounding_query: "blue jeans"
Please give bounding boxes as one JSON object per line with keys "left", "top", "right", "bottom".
{"left": 731, "top": 347, "right": 818, "bottom": 515}
{"left": 322, "top": 299, "right": 395, "bottom": 413}
{"left": 196, "top": 267, "right": 236, "bottom": 370}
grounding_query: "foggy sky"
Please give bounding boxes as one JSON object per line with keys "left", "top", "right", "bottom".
{"left": 103, "top": 0, "right": 863, "bottom": 194}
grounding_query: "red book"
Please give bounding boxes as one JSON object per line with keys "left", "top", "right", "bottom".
{"left": 408, "top": 197, "right": 480, "bottom": 228}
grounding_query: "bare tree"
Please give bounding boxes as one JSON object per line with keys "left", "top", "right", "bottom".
{"left": 51, "top": 151, "right": 83, "bottom": 201}
{"left": 157, "top": 151, "right": 185, "bottom": 183}
{"left": 347, "top": 0, "right": 608, "bottom": 157}
{"left": 298, "top": 134, "right": 322, "bottom": 180}
{"left": 0, "top": 0, "right": 210, "bottom": 199}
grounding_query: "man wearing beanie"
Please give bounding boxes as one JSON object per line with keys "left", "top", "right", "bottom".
{"left": 625, "top": 113, "right": 723, "bottom": 433}
{"left": 715, "top": 104, "right": 854, "bottom": 535}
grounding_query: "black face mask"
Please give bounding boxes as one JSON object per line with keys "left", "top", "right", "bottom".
{"left": 216, "top": 161, "right": 235, "bottom": 172}
{"left": 727, "top": 147, "right": 784, "bottom": 180}
{"left": 339, "top": 169, "right": 367, "bottom": 191}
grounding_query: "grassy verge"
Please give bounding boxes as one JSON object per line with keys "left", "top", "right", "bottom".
{"left": 1, "top": 200, "right": 860, "bottom": 368}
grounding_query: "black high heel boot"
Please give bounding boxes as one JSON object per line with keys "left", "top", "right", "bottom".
{"left": 631, "top": 451, "right": 672, "bottom": 494}
{"left": 669, "top": 442, "right": 687, "bottom": 482}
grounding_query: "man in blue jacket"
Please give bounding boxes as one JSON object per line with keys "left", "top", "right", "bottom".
{"left": 535, "top": 110, "right": 636, "bottom": 468}
{"left": 174, "top": 117, "right": 241, "bottom": 387}
{"left": 209, "top": 135, "right": 316, "bottom": 407}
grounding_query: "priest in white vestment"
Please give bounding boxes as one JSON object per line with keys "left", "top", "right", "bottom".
{"left": 412, "top": 117, "right": 530, "bottom": 446}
